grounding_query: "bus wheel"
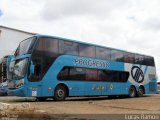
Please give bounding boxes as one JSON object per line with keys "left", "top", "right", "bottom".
{"left": 54, "top": 85, "right": 67, "bottom": 101}
{"left": 129, "top": 86, "right": 136, "bottom": 98}
{"left": 137, "top": 86, "right": 144, "bottom": 97}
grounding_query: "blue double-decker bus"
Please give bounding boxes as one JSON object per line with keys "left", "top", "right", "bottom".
{"left": 7, "top": 35, "right": 157, "bottom": 101}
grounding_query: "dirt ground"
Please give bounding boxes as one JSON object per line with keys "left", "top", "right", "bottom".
{"left": 35, "top": 95, "right": 160, "bottom": 114}
{"left": 0, "top": 94, "right": 160, "bottom": 120}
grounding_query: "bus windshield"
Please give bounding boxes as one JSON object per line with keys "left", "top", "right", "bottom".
{"left": 15, "top": 37, "right": 37, "bottom": 56}
{"left": 10, "top": 58, "right": 28, "bottom": 80}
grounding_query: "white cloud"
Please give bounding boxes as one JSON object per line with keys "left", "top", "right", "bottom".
{"left": 40, "top": 0, "right": 131, "bottom": 20}
{"left": 0, "top": 0, "right": 160, "bottom": 81}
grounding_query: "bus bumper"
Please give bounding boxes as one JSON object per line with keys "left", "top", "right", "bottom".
{"left": 7, "top": 87, "right": 26, "bottom": 97}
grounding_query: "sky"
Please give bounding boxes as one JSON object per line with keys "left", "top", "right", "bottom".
{"left": 0, "top": 0, "right": 160, "bottom": 80}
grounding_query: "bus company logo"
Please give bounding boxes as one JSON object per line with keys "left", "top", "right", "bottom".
{"left": 74, "top": 58, "right": 109, "bottom": 68}
{"left": 131, "top": 66, "right": 144, "bottom": 83}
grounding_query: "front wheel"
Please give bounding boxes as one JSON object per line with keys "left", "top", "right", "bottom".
{"left": 129, "top": 86, "right": 137, "bottom": 98}
{"left": 54, "top": 85, "right": 67, "bottom": 101}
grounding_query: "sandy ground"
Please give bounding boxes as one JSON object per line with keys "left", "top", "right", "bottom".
{"left": 0, "top": 94, "right": 160, "bottom": 120}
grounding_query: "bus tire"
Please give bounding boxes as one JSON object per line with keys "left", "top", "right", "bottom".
{"left": 137, "top": 86, "right": 144, "bottom": 97}
{"left": 129, "top": 86, "right": 136, "bottom": 98}
{"left": 54, "top": 85, "right": 67, "bottom": 101}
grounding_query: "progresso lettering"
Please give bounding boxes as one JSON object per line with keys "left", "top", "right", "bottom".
{"left": 74, "top": 58, "right": 109, "bottom": 68}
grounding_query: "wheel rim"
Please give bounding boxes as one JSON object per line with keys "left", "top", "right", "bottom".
{"left": 57, "top": 89, "right": 64, "bottom": 98}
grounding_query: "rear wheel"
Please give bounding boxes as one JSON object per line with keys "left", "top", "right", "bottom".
{"left": 137, "top": 86, "right": 144, "bottom": 97}
{"left": 54, "top": 85, "right": 67, "bottom": 101}
{"left": 129, "top": 86, "right": 137, "bottom": 98}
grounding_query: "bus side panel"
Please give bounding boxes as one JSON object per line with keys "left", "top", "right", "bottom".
{"left": 125, "top": 63, "right": 157, "bottom": 94}
{"left": 39, "top": 56, "right": 131, "bottom": 97}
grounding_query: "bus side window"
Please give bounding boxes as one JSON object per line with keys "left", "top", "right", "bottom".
{"left": 135, "top": 54, "right": 145, "bottom": 65}
{"left": 59, "top": 40, "right": 78, "bottom": 56}
{"left": 124, "top": 52, "right": 135, "bottom": 64}
{"left": 145, "top": 56, "right": 155, "bottom": 66}
{"left": 79, "top": 44, "right": 96, "bottom": 58}
{"left": 58, "top": 67, "right": 70, "bottom": 80}
{"left": 118, "top": 71, "right": 129, "bottom": 82}
{"left": 86, "top": 69, "right": 98, "bottom": 81}
{"left": 96, "top": 47, "right": 111, "bottom": 60}
{"left": 111, "top": 50, "right": 124, "bottom": 62}
{"left": 70, "top": 67, "right": 86, "bottom": 80}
